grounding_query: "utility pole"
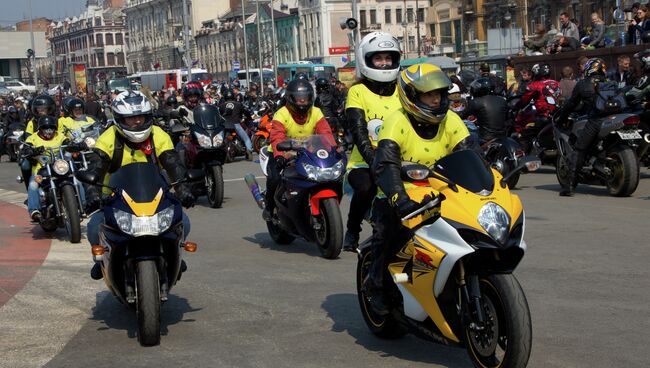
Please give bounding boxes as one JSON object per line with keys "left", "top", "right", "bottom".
{"left": 402, "top": 0, "right": 408, "bottom": 56}
{"left": 256, "top": 0, "right": 264, "bottom": 90}
{"left": 242, "top": 0, "right": 250, "bottom": 85}
{"left": 182, "top": 0, "right": 192, "bottom": 81}
{"left": 28, "top": 0, "right": 38, "bottom": 89}
{"left": 270, "top": 0, "right": 278, "bottom": 86}
{"left": 416, "top": 0, "right": 421, "bottom": 57}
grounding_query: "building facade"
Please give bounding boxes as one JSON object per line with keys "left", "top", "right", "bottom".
{"left": 49, "top": 2, "right": 128, "bottom": 89}
{"left": 124, "top": 0, "right": 228, "bottom": 73}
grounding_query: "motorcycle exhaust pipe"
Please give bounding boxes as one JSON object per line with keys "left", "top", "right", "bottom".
{"left": 244, "top": 173, "right": 266, "bottom": 209}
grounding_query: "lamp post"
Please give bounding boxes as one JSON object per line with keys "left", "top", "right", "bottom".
{"left": 28, "top": 0, "right": 38, "bottom": 89}
{"left": 182, "top": 0, "right": 192, "bottom": 81}
{"left": 242, "top": 0, "right": 250, "bottom": 85}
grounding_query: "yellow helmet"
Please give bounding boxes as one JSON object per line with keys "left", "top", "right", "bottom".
{"left": 398, "top": 63, "right": 452, "bottom": 124}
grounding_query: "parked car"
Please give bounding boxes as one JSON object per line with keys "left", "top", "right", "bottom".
{"left": 0, "top": 85, "right": 13, "bottom": 96}
{"left": 4, "top": 80, "right": 36, "bottom": 93}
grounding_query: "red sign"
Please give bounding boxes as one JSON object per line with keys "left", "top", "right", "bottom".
{"left": 329, "top": 47, "right": 350, "bottom": 55}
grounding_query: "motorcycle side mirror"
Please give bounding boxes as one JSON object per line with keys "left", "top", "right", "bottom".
{"left": 276, "top": 141, "right": 293, "bottom": 151}
{"left": 76, "top": 170, "right": 99, "bottom": 185}
{"left": 500, "top": 156, "right": 541, "bottom": 188}
{"left": 186, "top": 169, "right": 205, "bottom": 182}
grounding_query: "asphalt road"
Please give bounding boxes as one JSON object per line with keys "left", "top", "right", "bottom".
{"left": 0, "top": 156, "right": 649, "bottom": 368}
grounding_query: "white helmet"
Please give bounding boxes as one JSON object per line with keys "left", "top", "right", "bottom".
{"left": 111, "top": 90, "right": 153, "bottom": 143}
{"left": 357, "top": 32, "right": 402, "bottom": 83}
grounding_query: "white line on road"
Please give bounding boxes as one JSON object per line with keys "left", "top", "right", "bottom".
{"left": 223, "top": 176, "right": 264, "bottom": 183}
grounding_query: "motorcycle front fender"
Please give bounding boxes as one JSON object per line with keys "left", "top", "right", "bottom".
{"left": 309, "top": 189, "right": 340, "bottom": 215}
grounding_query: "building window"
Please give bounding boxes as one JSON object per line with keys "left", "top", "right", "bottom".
{"left": 370, "top": 9, "right": 377, "bottom": 25}
{"left": 407, "top": 8, "right": 414, "bottom": 23}
{"left": 396, "top": 8, "right": 403, "bottom": 24}
{"left": 417, "top": 8, "right": 425, "bottom": 23}
{"left": 117, "top": 52, "right": 125, "bottom": 65}
{"left": 360, "top": 10, "right": 366, "bottom": 29}
{"left": 97, "top": 53, "right": 105, "bottom": 66}
{"left": 440, "top": 21, "right": 453, "bottom": 44}
{"left": 106, "top": 34, "right": 114, "bottom": 45}
{"left": 96, "top": 34, "right": 104, "bottom": 46}
{"left": 430, "top": 24, "right": 436, "bottom": 43}
{"left": 94, "top": 17, "right": 101, "bottom": 27}
{"left": 107, "top": 53, "right": 115, "bottom": 66}
{"left": 408, "top": 36, "right": 415, "bottom": 51}
{"left": 385, "top": 8, "right": 391, "bottom": 24}
{"left": 116, "top": 33, "right": 123, "bottom": 45}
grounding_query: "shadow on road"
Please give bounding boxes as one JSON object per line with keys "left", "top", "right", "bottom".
{"left": 243, "top": 232, "right": 322, "bottom": 257}
{"left": 89, "top": 291, "right": 201, "bottom": 340}
{"left": 321, "top": 293, "right": 472, "bottom": 368}
{"left": 533, "top": 183, "right": 619, "bottom": 197}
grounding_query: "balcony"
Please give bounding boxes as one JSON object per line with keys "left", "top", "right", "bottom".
{"left": 360, "top": 24, "right": 382, "bottom": 33}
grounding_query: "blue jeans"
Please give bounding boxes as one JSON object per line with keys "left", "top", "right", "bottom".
{"left": 27, "top": 176, "right": 41, "bottom": 214}
{"left": 87, "top": 211, "right": 191, "bottom": 245}
{"left": 234, "top": 123, "right": 253, "bottom": 152}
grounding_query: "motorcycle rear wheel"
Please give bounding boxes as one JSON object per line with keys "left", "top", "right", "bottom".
{"left": 606, "top": 145, "right": 639, "bottom": 197}
{"left": 136, "top": 260, "right": 161, "bottom": 346}
{"left": 252, "top": 135, "right": 268, "bottom": 153}
{"left": 61, "top": 185, "right": 81, "bottom": 243}
{"left": 313, "top": 198, "right": 343, "bottom": 259}
{"left": 465, "top": 274, "right": 532, "bottom": 368}
{"left": 266, "top": 210, "right": 294, "bottom": 245}
{"left": 206, "top": 165, "right": 224, "bottom": 208}
{"left": 356, "top": 247, "right": 407, "bottom": 339}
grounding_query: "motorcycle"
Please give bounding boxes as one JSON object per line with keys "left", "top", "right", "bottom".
{"left": 510, "top": 95, "right": 558, "bottom": 166}
{"left": 252, "top": 112, "right": 273, "bottom": 153}
{"left": 224, "top": 123, "right": 249, "bottom": 163}
{"left": 3, "top": 122, "right": 25, "bottom": 162}
{"left": 76, "top": 163, "right": 201, "bottom": 346}
{"left": 180, "top": 105, "right": 227, "bottom": 208}
{"left": 18, "top": 144, "right": 84, "bottom": 243}
{"left": 554, "top": 112, "right": 641, "bottom": 196}
{"left": 250, "top": 135, "right": 346, "bottom": 259}
{"left": 357, "top": 150, "right": 538, "bottom": 368}
{"left": 465, "top": 116, "right": 526, "bottom": 189}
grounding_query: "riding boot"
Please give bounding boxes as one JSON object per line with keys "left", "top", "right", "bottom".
{"left": 560, "top": 150, "right": 584, "bottom": 197}
{"left": 90, "top": 262, "right": 103, "bottom": 280}
{"left": 342, "top": 230, "right": 360, "bottom": 252}
{"left": 245, "top": 150, "right": 254, "bottom": 161}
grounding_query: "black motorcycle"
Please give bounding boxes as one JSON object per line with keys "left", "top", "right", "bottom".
{"left": 555, "top": 113, "right": 641, "bottom": 196}
{"left": 77, "top": 163, "right": 201, "bottom": 346}
{"left": 19, "top": 145, "right": 84, "bottom": 242}
{"left": 2, "top": 121, "right": 26, "bottom": 162}
{"left": 179, "top": 104, "right": 227, "bottom": 208}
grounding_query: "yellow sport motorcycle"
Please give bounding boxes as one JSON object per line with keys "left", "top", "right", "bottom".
{"left": 357, "top": 150, "right": 539, "bottom": 368}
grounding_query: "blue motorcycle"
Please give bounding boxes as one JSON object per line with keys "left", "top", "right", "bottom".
{"left": 253, "top": 135, "right": 346, "bottom": 259}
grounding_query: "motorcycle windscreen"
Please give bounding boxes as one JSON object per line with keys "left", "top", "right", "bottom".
{"left": 432, "top": 150, "right": 494, "bottom": 193}
{"left": 290, "top": 134, "right": 337, "bottom": 154}
{"left": 108, "top": 162, "right": 168, "bottom": 202}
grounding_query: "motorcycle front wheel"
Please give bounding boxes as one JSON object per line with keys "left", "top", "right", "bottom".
{"left": 606, "top": 144, "right": 639, "bottom": 197}
{"left": 465, "top": 274, "right": 532, "bottom": 368}
{"left": 61, "top": 185, "right": 81, "bottom": 243}
{"left": 206, "top": 165, "right": 224, "bottom": 208}
{"left": 313, "top": 198, "right": 343, "bottom": 259}
{"left": 136, "top": 260, "right": 161, "bottom": 346}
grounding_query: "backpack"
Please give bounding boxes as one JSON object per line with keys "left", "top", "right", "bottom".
{"left": 594, "top": 81, "right": 627, "bottom": 115}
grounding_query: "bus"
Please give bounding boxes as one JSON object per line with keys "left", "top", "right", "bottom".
{"left": 277, "top": 62, "right": 336, "bottom": 82}
{"left": 235, "top": 68, "right": 274, "bottom": 88}
{"left": 132, "top": 68, "right": 210, "bottom": 91}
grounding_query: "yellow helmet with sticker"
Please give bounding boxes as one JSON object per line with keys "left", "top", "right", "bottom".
{"left": 398, "top": 63, "right": 451, "bottom": 124}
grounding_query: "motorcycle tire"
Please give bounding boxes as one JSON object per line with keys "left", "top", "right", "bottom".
{"left": 8, "top": 149, "right": 18, "bottom": 162}
{"left": 252, "top": 135, "right": 268, "bottom": 153}
{"left": 61, "top": 185, "right": 81, "bottom": 243}
{"left": 225, "top": 142, "right": 235, "bottom": 163}
{"left": 266, "top": 217, "right": 295, "bottom": 245}
{"left": 555, "top": 154, "right": 577, "bottom": 190}
{"left": 606, "top": 145, "right": 639, "bottom": 197}
{"left": 356, "top": 247, "right": 407, "bottom": 339}
{"left": 313, "top": 198, "right": 343, "bottom": 259}
{"left": 206, "top": 165, "right": 224, "bottom": 208}
{"left": 136, "top": 260, "right": 161, "bottom": 346}
{"left": 464, "top": 274, "right": 532, "bottom": 368}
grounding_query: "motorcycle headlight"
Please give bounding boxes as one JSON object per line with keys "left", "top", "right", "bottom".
{"left": 477, "top": 202, "right": 511, "bottom": 244}
{"left": 195, "top": 132, "right": 212, "bottom": 148}
{"left": 53, "top": 159, "right": 70, "bottom": 175}
{"left": 113, "top": 206, "right": 176, "bottom": 237}
{"left": 84, "top": 136, "right": 96, "bottom": 148}
{"left": 302, "top": 160, "right": 344, "bottom": 181}
{"left": 212, "top": 131, "right": 224, "bottom": 147}
{"left": 13, "top": 130, "right": 23, "bottom": 137}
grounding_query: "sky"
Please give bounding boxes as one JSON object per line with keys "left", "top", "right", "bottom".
{"left": 0, "top": 0, "right": 88, "bottom": 27}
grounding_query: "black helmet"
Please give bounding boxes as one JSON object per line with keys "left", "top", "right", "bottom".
{"left": 223, "top": 89, "right": 235, "bottom": 101}
{"left": 36, "top": 115, "right": 58, "bottom": 139}
{"left": 469, "top": 77, "right": 495, "bottom": 98}
{"left": 192, "top": 103, "right": 225, "bottom": 130}
{"left": 294, "top": 72, "right": 309, "bottom": 80}
{"left": 165, "top": 95, "right": 178, "bottom": 108}
{"left": 635, "top": 49, "right": 650, "bottom": 71}
{"left": 64, "top": 98, "right": 85, "bottom": 117}
{"left": 285, "top": 79, "right": 314, "bottom": 116}
{"left": 31, "top": 94, "right": 56, "bottom": 117}
{"left": 315, "top": 78, "right": 330, "bottom": 93}
{"left": 531, "top": 63, "right": 551, "bottom": 80}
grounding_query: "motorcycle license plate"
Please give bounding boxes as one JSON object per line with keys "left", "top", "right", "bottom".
{"left": 617, "top": 131, "right": 642, "bottom": 140}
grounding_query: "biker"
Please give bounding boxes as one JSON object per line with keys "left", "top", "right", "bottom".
{"left": 626, "top": 49, "right": 650, "bottom": 106}
{"left": 367, "top": 63, "right": 471, "bottom": 315}
{"left": 183, "top": 81, "right": 204, "bottom": 110}
{"left": 84, "top": 90, "right": 195, "bottom": 280}
{"left": 262, "top": 79, "right": 335, "bottom": 220}
{"left": 464, "top": 77, "right": 509, "bottom": 142}
{"left": 60, "top": 97, "right": 96, "bottom": 137}
{"left": 314, "top": 77, "right": 341, "bottom": 131}
{"left": 343, "top": 31, "right": 403, "bottom": 252}
{"left": 21, "top": 115, "right": 68, "bottom": 222}
{"left": 20, "top": 95, "right": 58, "bottom": 189}
{"left": 4, "top": 106, "right": 24, "bottom": 125}
{"left": 218, "top": 89, "right": 254, "bottom": 161}
{"left": 556, "top": 58, "right": 609, "bottom": 197}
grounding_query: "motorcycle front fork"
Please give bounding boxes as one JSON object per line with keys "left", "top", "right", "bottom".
{"left": 458, "top": 261, "right": 486, "bottom": 330}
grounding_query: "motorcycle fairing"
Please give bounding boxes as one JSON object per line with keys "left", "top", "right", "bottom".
{"left": 122, "top": 188, "right": 163, "bottom": 216}
{"left": 309, "top": 189, "right": 339, "bottom": 215}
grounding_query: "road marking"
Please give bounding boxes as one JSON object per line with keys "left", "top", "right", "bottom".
{"left": 0, "top": 188, "right": 27, "bottom": 208}
{"left": 224, "top": 176, "right": 265, "bottom": 183}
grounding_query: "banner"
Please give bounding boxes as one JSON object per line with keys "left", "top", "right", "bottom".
{"left": 73, "top": 64, "right": 87, "bottom": 94}
{"left": 337, "top": 67, "right": 356, "bottom": 88}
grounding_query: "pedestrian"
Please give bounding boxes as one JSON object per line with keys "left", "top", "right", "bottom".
{"left": 523, "top": 24, "right": 552, "bottom": 54}
{"left": 627, "top": 2, "right": 642, "bottom": 44}
{"left": 559, "top": 66, "right": 577, "bottom": 104}
{"left": 582, "top": 13, "right": 606, "bottom": 49}
{"left": 607, "top": 55, "right": 635, "bottom": 89}
{"left": 635, "top": 5, "right": 650, "bottom": 43}
{"left": 559, "top": 12, "right": 580, "bottom": 41}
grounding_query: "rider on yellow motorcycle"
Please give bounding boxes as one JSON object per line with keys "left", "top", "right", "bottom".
{"left": 367, "top": 63, "right": 471, "bottom": 315}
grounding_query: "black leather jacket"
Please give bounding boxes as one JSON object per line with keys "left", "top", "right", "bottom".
{"left": 346, "top": 79, "right": 397, "bottom": 166}
{"left": 557, "top": 77, "right": 601, "bottom": 122}
{"left": 314, "top": 91, "right": 339, "bottom": 119}
{"left": 462, "top": 95, "right": 509, "bottom": 138}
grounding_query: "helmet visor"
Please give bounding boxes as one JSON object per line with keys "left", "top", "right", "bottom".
{"left": 408, "top": 70, "right": 451, "bottom": 94}
{"left": 121, "top": 115, "right": 151, "bottom": 132}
